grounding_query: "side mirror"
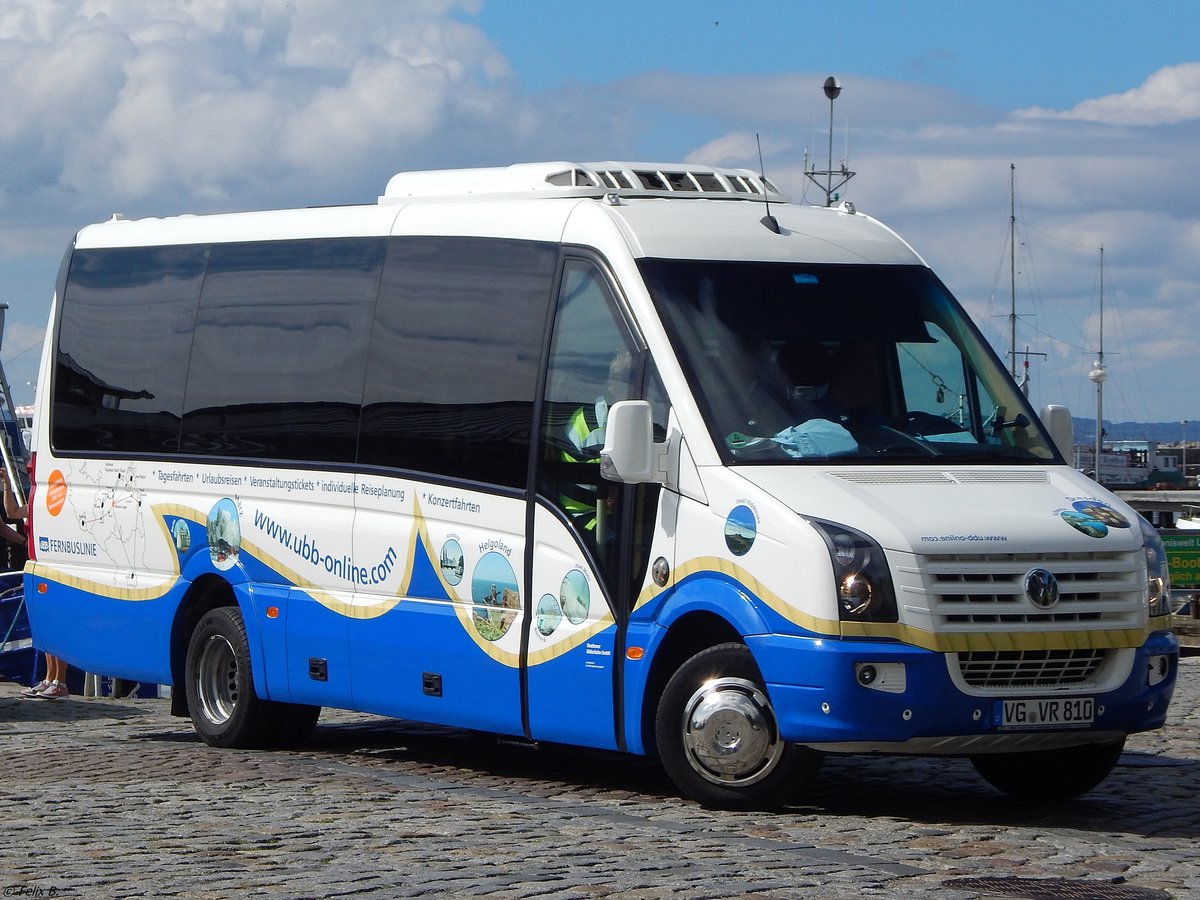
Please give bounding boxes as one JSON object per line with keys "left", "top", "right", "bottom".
{"left": 1041, "top": 404, "right": 1074, "bottom": 461}
{"left": 600, "top": 400, "right": 656, "bottom": 483}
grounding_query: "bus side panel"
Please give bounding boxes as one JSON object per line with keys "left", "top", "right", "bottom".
{"left": 348, "top": 480, "right": 526, "bottom": 735}
{"left": 346, "top": 599, "right": 522, "bottom": 734}
{"left": 26, "top": 456, "right": 191, "bottom": 684}
{"left": 280, "top": 585, "right": 353, "bottom": 708}
{"left": 525, "top": 629, "right": 620, "bottom": 749}
{"left": 24, "top": 574, "right": 178, "bottom": 685}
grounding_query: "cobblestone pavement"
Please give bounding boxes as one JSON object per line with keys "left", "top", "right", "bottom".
{"left": 2, "top": 657, "right": 1197, "bottom": 899}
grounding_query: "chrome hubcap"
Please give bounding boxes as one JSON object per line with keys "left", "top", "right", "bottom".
{"left": 197, "top": 634, "right": 239, "bottom": 726}
{"left": 681, "top": 677, "right": 784, "bottom": 786}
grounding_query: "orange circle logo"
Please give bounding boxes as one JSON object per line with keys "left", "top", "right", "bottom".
{"left": 46, "top": 469, "right": 67, "bottom": 517}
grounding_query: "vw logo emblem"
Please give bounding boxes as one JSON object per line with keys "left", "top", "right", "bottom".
{"left": 1024, "top": 568, "right": 1060, "bottom": 609}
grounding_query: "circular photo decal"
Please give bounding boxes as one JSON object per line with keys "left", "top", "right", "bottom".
{"left": 1061, "top": 509, "right": 1108, "bottom": 539}
{"left": 471, "top": 551, "right": 519, "bottom": 642}
{"left": 171, "top": 518, "right": 192, "bottom": 554}
{"left": 207, "top": 498, "right": 241, "bottom": 570}
{"left": 440, "top": 538, "right": 465, "bottom": 585}
{"left": 560, "top": 569, "right": 591, "bottom": 625}
{"left": 724, "top": 504, "right": 757, "bottom": 556}
{"left": 1071, "top": 500, "right": 1130, "bottom": 528}
{"left": 536, "top": 593, "right": 562, "bottom": 637}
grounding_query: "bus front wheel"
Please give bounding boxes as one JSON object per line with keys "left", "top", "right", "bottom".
{"left": 655, "top": 642, "right": 821, "bottom": 810}
{"left": 969, "top": 738, "right": 1126, "bottom": 800}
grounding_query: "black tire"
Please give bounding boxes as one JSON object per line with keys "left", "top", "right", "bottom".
{"left": 970, "top": 738, "right": 1126, "bottom": 800}
{"left": 655, "top": 642, "right": 822, "bottom": 810}
{"left": 185, "top": 606, "right": 320, "bottom": 749}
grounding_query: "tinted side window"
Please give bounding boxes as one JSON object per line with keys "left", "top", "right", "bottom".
{"left": 537, "top": 260, "right": 640, "bottom": 573}
{"left": 179, "top": 239, "right": 383, "bottom": 462}
{"left": 359, "top": 237, "right": 557, "bottom": 488}
{"left": 52, "top": 245, "right": 206, "bottom": 453}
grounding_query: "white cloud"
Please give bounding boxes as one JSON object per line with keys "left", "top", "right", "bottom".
{"left": 0, "top": 0, "right": 522, "bottom": 210}
{"left": 1017, "top": 63, "right": 1200, "bottom": 125}
{"left": 685, "top": 132, "right": 787, "bottom": 169}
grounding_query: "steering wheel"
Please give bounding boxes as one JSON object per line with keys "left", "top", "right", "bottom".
{"left": 874, "top": 425, "right": 940, "bottom": 456}
{"left": 889, "top": 410, "right": 962, "bottom": 437}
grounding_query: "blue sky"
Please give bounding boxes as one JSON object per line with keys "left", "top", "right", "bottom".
{"left": 2, "top": 0, "right": 1199, "bottom": 425}
{"left": 478, "top": 1, "right": 1197, "bottom": 110}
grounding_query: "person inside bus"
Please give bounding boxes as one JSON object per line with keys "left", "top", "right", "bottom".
{"left": 769, "top": 340, "right": 859, "bottom": 457}
{"left": 560, "top": 351, "right": 635, "bottom": 562}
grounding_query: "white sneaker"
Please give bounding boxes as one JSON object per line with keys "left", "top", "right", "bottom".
{"left": 34, "top": 681, "right": 70, "bottom": 700}
{"left": 20, "top": 679, "right": 51, "bottom": 698}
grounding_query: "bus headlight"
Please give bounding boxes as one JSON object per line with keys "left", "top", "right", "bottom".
{"left": 809, "top": 519, "right": 899, "bottom": 623}
{"left": 1138, "top": 515, "right": 1172, "bottom": 618}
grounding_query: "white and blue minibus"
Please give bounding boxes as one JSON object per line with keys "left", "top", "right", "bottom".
{"left": 25, "top": 162, "right": 1177, "bottom": 809}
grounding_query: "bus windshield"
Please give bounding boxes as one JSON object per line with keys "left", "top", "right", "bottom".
{"left": 640, "top": 260, "right": 1059, "bottom": 465}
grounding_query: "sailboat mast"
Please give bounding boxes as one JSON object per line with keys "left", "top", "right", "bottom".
{"left": 1099, "top": 246, "right": 1105, "bottom": 369}
{"left": 1098, "top": 247, "right": 1105, "bottom": 465}
{"left": 1088, "top": 246, "right": 1107, "bottom": 481}
{"left": 1009, "top": 164, "right": 1017, "bottom": 378}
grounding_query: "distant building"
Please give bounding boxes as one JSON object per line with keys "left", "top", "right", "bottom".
{"left": 1074, "top": 440, "right": 1183, "bottom": 489}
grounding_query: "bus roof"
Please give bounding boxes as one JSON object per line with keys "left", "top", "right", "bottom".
{"left": 73, "top": 161, "right": 924, "bottom": 267}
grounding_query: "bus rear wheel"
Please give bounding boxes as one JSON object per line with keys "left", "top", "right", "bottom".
{"left": 185, "top": 606, "right": 319, "bottom": 749}
{"left": 970, "top": 738, "right": 1126, "bottom": 800}
{"left": 655, "top": 642, "right": 821, "bottom": 810}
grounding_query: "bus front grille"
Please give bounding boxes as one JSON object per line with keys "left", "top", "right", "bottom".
{"left": 920, "top": 550, "right": 1143, "bottom": 628}
{"left": 955, "top": 648, "right": 1108, "bottom": 689}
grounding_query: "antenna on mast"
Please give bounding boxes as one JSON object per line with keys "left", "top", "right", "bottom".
{"left": 804, "top": 76, "right": 855, "bottom": 206}
{"left": 1015, "top": 346, "right": 1047, "bottom": 396}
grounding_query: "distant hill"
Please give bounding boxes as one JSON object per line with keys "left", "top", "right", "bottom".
{"left": 1072, "top": 418, "right": 1189, "bottom": 445}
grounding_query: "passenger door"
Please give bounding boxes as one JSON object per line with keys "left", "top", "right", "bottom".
{"left": 526, "top": 258, "right": 666, "bottom": 750}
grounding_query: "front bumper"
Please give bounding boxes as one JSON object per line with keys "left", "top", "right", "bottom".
{"left": 746, "top": 629, "right": 1178, "bottom": 752}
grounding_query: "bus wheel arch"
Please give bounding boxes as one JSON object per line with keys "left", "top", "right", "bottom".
{"left": 653, "top": 641, "right": 822, "bottom": 810}
{"left": 640, "top": 610, "right": 743, "bottom": 759}
{"left": 169, "top": 575, "right": 239, "bottom": 718}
